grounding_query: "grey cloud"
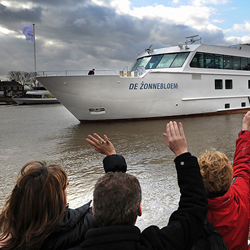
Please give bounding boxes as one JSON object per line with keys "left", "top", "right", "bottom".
{"left": 0, "top": 1, "right": 228, "bottom": 79}
{"left": 0, "top": 3, "right": 42, "bottom": 31}
{"left": 14, "top": 0, "right": 90, "bottom": 7}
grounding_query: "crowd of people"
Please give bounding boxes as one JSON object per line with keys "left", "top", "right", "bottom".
{"left": 0, "top": 112, "right": 250, "bottom": 250}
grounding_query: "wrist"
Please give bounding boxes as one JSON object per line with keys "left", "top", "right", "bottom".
{"left": 242, "top": 125, "right": 249, "bottom": 131}
{"left": 106, "top": 151, "right": 116, "bottom": 156}
{"left": 174, "top": 149, "right": 188, "bottom": 157}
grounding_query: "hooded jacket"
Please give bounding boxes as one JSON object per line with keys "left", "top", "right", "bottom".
{"left": 207, "top": 130, "right": 250, "bottom": 250}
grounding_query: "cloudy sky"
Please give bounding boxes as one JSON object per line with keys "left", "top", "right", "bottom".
{"left": 1, "top": 0, "right": 250, "bottom": 79}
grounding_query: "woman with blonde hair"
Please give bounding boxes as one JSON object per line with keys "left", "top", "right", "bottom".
{"left": 198, "top": 111, "right": 250, "bottom": 250}
{"left": 199, "top": 149, "right": 233, "bottom": 198}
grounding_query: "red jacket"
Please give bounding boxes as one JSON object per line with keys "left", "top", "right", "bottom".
{"left": 207, "top": 130, "right": 250, "bottom": 250}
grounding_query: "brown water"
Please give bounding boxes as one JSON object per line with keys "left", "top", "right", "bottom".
{"left": 0, "top": 104, "right": 243, "bottom": 230}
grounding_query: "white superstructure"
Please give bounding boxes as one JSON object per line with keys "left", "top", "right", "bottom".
{"left": 36, "top": 37, "right": 250, "bottom": 122}
{"left": 13, "top": 89, "right": 59, "bottom": 105}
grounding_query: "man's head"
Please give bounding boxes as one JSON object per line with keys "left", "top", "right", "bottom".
{"left": 93, "top": 172, "right": 142, "bottom": 226}
{"left": 198, "top": 149, "right": 233, "bottom": 197}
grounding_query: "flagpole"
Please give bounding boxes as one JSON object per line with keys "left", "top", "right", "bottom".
{"left": 33, "top": 23, "right": 37, "bottom": 74}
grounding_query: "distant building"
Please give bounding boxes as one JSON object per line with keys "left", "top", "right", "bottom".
{"left": 0, "top": 80, "right": 24, "bottom": 97}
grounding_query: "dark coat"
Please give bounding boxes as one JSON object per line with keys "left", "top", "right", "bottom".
{"left": 40, "top": 154, "right": 127, "bottom": 250}
{"left": 40, "top": 202, "right": 98, "bottom": 250}
{"left": 68, "top": 152, "right": 208, "bottom": 250}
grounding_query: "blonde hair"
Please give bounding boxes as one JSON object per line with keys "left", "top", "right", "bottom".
{"left": 198, "top": 149, "right": 233, "bottom": 197}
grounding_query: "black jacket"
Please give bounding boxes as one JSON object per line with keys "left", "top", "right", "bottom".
{"left": 68, "top": 153, "right": 208, "bottom": 250}
{"left": 40, "top": 154, "right": 127, "bottom": 250}
{"left": 40, "top": 202, "right": 98, "bottom": 250}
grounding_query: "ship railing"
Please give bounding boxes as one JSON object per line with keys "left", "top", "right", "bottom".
{"left": 119, "top": 71, "right": 140, "bottom": 77}
{"left": 36, "top": 70, "right": 143, "bottom": 78}
{"left": 36, "top": 70, "right": 119, "bottom": 76}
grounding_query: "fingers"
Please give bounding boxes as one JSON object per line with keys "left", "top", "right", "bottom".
{"left": 163, "top": 122, "right": 175, "bottom": 147}
{"left": 93, "top": 133, "right": 105, "bottom": 143}
{"left": 163, "top": 121, "right": 187, "bottom": 156}
{"left": 103, "top": 134, "right": 109, "bottom": 144}
{"left": 178, "top": 122, "right": 184, "bottom": 137}
{"left": 242, "top": 111, "right": 250, "bottom": 130}
{"left": 164, "top": 121, "right": 186, "bottom": 143}
{"left": 86, "top": 133, "right": 116, "bottom": 156}
{"left": 165, "top": 121, "right": 181, "bottom": 138}
{"left": 86, "top": 133, "right": 105, "bottom": 146}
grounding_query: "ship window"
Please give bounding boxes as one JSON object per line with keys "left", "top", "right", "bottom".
{"left": 204, "top": 53, "right": 215, "bottom": 68}
{"left": 248, "top": 80, "right": 250, "bottom": 89}
{"left": 247, "top": 59, "right": 250, "bottom": 70}
{"left": 190, "top": 52, "right": 204, "bottom": 68}
{"left": 140, "top": 57, "right": 151, "bottom": 67}
{"left": 215, "top": 54, "right": 223, "bottom": 69}
{"left": 241, "top": 102, "right": 246, "bottom": 107}
{"left": 223, "top": 55, "right": 232, "bottom": 69}
{"left": 241, "top": 57, "right": 248, "bottom": 70}
{"left": 225, "top": 103, "right": 230, "bottom": 109}
{"left": 232, "top": 57, "right": 241, "bottom": 70}
{"left": 131, "top": 59, "right": 142, "bottom": 71}
{"left": 145, "top": 55, "right": 163, "bottom": 69}
{"left": 225, "top": 79, "right": 233, "bottom": 89}
{"left": 215, "top": 79, "right": 223, "bottom": 89}
{"left": 190, "top": 52, "right": 250, "bottom": 71}
{"left": 170, "top": 52, "right": 189, "bottom": 67}
{"left": 131, "top": 57, "right": 151, "bottom": 71}
{"left": 157, "top": 53, "right": 177, "bottom": 68}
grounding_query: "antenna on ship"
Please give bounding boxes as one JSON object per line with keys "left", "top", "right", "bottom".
{"left": 185, "top": 35, "right": 201, "bottom": 44}
{"left": 184, "top": 35, "right": 201, "bottom": 49}
{"left": 145, "top": 44, "right": 153, "bottom": 54}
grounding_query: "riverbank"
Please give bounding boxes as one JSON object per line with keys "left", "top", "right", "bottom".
{"left": 0, "top": 97, "right": 16, "bottom": 105}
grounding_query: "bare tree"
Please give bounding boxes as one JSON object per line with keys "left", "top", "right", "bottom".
{"left": 7, "top": 71, "right": 37, "bottom": 86}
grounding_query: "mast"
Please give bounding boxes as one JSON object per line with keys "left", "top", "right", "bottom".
{"left": 33, "top": 24, "right": 37, "bottom": 73}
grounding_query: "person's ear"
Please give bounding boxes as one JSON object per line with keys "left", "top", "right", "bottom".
{"left": 92, "top": 209, "right": 95, "bottom": 218}
{"left": 138, "top": 203, "right": 142, "bottom": 217}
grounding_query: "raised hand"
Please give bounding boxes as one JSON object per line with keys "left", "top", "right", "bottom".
{"left": 86, "top": 133, "right": 116, "bottom": 156}
{"left": 242, "top": 111, "right": 250, "bottom": 131}
{"left": 163, "top": 121, "right": 188, "bottom": 157}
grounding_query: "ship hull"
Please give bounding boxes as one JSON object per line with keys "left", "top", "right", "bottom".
{"left": 37, "top": 71, "right": 250, "bottom": 122}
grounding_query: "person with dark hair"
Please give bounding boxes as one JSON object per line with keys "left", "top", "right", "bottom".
{"left": 93, "top": 172, "right": 142, "bottom": 227}
{"left": 198, "top": 111, "right": 250, "bottom": 250}
{"left": 69, "top": 121, "right": 208, "bottom": 250}
{"left": 88, "top": 69, "right": 95, "bottom": 75}
{"left": 0, "top": 161, "right": 70, "bottom": 250}
{"left": 0, "top": 138, "right": 127, "bottom": 250}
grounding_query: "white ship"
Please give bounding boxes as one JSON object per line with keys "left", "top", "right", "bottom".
{"left": 36, "top": 36, "right": 250, "bottom": 122}
{"left": 13, "top": 87, "right": 59, "bottom": 105}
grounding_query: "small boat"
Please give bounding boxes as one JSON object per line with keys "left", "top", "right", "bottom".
{"left": 36, "top": 36, "right": 250, "bottom": 122}
{"left": 12, "top": 87, "right": 59, "bottom": 105}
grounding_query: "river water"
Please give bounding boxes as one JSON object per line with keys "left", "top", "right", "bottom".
{"left": 0, "top": 104, "right": 244, "bottom": 230}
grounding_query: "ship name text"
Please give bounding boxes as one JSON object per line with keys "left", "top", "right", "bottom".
{"left": 129, "top": 82, "right": 178, "bottom": 90}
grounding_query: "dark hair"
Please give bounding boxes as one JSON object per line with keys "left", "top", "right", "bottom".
{"left": 93, "top": 172, "right": 141, "bottom": 226}
{"left": 0, "top": 161, "right": 68, "bottom": 250}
